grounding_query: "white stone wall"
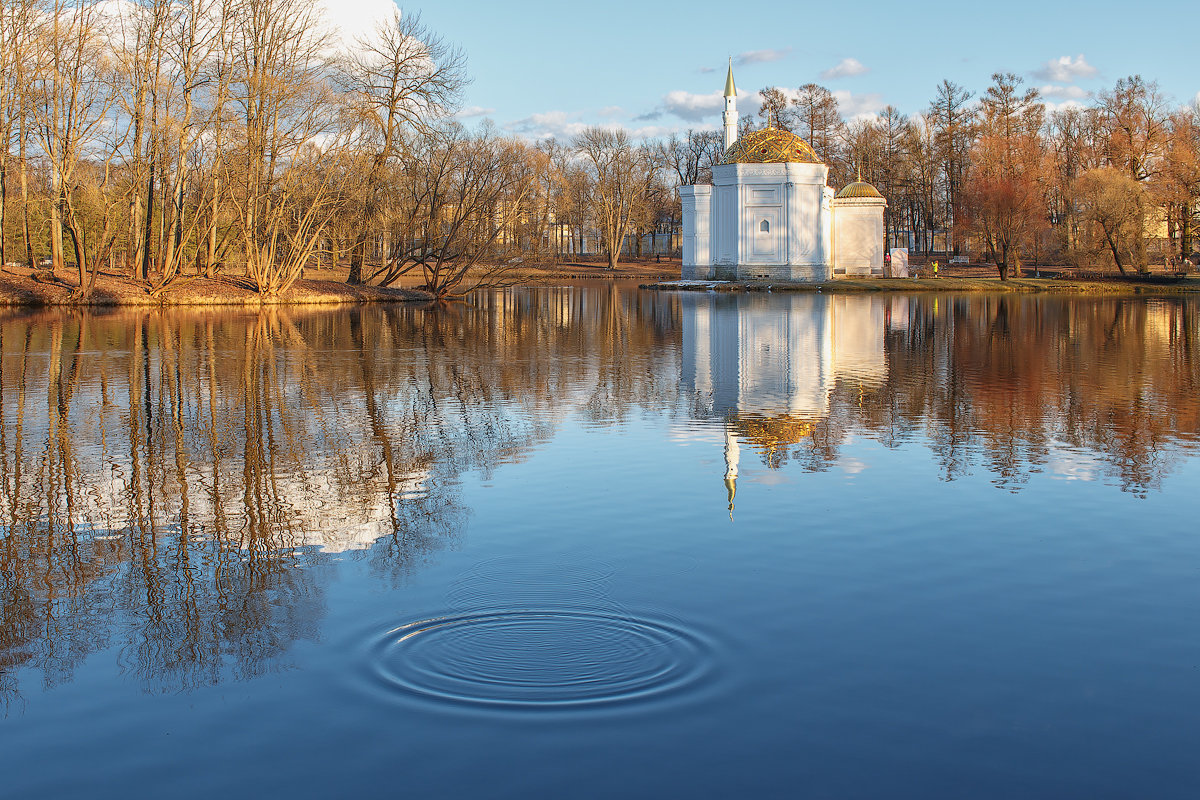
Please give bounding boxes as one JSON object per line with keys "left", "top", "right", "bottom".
{"left": 680, "top": 185, "right": 713, "bottom": 279}
{"left": 831, "top": 197, "right": 886, "bottom": 276}
{"left": 710, "top": 162, "right": 832, "bottom": 282}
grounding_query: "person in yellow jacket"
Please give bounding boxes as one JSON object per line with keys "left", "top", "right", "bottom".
{"left": 932, "top": 260, "right": 939, "bottom": 278}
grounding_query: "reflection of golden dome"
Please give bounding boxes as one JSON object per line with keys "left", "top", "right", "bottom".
{"left": 724, "top": 128, "right": 821, "bottom": 165}
{"left": 836, "top": 181, "right": 884, "bottom": 199}
{"left": 731, "top": 414, "right": 817, "bottom": 456}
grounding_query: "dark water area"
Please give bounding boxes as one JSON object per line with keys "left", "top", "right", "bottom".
{"left": 2, "top": 288, "right": 1199, "bottom": 798}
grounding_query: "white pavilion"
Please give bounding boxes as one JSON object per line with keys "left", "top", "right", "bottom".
{"left": 680, "top": 62, "right": 887, "bottom": 282}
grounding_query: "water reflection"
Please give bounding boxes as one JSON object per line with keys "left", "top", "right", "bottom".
{"left": 680, "top": 292, "right": 1200, "bottom": 502}
{"left": 2, "top": 289, "right": 1199, "bottom": 708}
{"left": 0, "top": 292, "right": 679, "bottom": 705}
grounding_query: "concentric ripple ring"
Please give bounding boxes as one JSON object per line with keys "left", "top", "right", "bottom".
{"left": 367, "top": 609, "right": 712, "bottom": 709}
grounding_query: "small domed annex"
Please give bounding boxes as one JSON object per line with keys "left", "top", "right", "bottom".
{"left": 835, "top": 180, "right": 884, "bottom": 199}
{"left": 723, "top": 127, "right": 821, "bottom": 165}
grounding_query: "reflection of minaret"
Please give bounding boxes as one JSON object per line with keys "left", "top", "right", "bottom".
{"left": 723, "top": 59, "right": 738, "bottom": 151}
{"left": 724, "top": 422, "right": 740, "bottom": 519}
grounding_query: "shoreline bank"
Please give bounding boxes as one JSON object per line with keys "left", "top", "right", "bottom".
{"left": 0, "top": 262, "right": 681, "bottom": 308}
{"left": 0, "top": 272, "right": 432, "bottom": 308}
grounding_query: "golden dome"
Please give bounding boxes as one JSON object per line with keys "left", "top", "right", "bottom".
{"left": 723, "top": 127, "right": 821, "bottom": 165}
{"left": 836, "top": 180, "right": 884, "bottom": 199}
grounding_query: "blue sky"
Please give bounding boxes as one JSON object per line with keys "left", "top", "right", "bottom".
{"left": 330, "top": 0, "right": 1198, "bottom": 140}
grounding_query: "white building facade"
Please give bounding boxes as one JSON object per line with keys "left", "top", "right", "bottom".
{"left": 681, "top": 64, "right": 886, "bottom": 282}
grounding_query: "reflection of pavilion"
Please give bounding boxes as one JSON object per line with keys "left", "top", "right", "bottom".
{"left": 680, "top": 293, "right": 894, "bottom": 514}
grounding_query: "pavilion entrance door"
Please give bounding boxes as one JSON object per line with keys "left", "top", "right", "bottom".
{"left": 748, "top": 208, "right": 782, "bottom": 263}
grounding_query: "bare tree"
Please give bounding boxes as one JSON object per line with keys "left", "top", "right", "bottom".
{"left": 757, "top": 87, "right": 793, "bottom": 131}
{"left": 792, "top": 83, "right": 844, "bottom": 171}
{"left": 368, "top": 123, "right": 535, "bottom": 298}
{"left": 658, "top": 129, "right": 722, "bottom": 186}
{"left": 1076, "top": 167, "right": 1149, "bottom": 274}
{"left": 573, "top": 127, "right": 655, "bottom": 270}
{"left": 337, "top": 11, "right": 466, "bottom": 285}
{"left": 1098, "top": 76, "right": 1167, "bottom": 182}
{"left": 928, "top": 79, "right": 976, "bottom": 254}
{"left": 28, "top": 0, "right": 120, "bottom": 297}
{"left": 3, "top": 0, "right": 42, "bottom": 270}
{"left": 1163, "top": 108, "right": 1200, "bottom": 261}
{"left": 225, "top": 0, "right": 340, "bottom": 296}
{"left": 960, "top": 73, "right": 1046, "bottom": 279}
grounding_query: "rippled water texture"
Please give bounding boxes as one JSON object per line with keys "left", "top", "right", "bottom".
{"left": 2, "top": 289, "right": 1199, "bottom": 798}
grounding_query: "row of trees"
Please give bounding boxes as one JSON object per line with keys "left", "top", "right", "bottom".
{"left": 751, "top": 74, "right": 1200, "bottom": 278}
{"left": 0, "top": 0, "right": 548, "bottom": 298}
{"left": 0, "top": 0, "right": 683, "bottom": 298}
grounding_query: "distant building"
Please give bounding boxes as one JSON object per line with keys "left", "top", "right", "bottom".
{"left": 680, "top": 62, "right": 886, "bottom": 282}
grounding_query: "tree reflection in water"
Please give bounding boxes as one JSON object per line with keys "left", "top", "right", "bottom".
{"left": 2, "top": 289, "right": 1199, "bottom": 707}
{"left": 0, "top": 291, "right": 679, "bottom": 706}
{"left": 681, "top": 293, "right": 1200, "bottom": 498}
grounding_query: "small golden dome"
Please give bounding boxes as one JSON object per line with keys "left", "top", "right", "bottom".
{"left": 723, "top": 127, "right": 821, "bottom": 165}
{"left": 836, "top": 180, "right": 884, "bottom": 199}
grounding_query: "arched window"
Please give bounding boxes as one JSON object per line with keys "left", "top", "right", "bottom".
{"left": 759, "top": 219, "right": 770, "bottom": 233}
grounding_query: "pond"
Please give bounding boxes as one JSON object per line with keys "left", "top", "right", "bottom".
{"left": 2, "top": 288, "right": 1199, "bottom": 798}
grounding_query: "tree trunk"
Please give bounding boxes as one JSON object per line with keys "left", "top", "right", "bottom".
{"left": 49, "top": 167, "right": 64, "bottom": 274}
{"left": 1181, "top": 206, "right": 1192, "bottom": 263}
{"left": 19, "top": 113, "right": 32, "bottom": 267}
{"left": 1, "top": 158, "right": 7, "bottom": 270}
{"left": 1102, "top": 227, "right": 1127, "bottom": 275}
{"left": 347, "top": 235, "right": 365, "bottom": 284}
{"left": 142, "top": 160, "right": 156, "bottom": 281}
{"left": 64, "top": 199, "right": 88, "bottom": 296}
{"left": 205, "top": 172, "right": 219, "bottom": 278}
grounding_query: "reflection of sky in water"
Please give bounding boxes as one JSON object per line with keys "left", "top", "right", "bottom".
{"left": 3, "top": 292, "right": 1200, "bottom": 798}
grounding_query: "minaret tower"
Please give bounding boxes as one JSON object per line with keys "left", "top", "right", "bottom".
{"left": 722, "top": 58, "right": 738, "bottom": 152}
{"left": 724, "top": 422, "right": 740, "bottom": 520}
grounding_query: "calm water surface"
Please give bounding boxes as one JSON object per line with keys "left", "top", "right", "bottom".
{"left": 2, "top": 288, "right": 1199, "bottom": 798}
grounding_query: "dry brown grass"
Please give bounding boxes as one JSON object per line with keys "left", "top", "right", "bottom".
{"left": 0, "top": 266, "right": 431, "bottom": 307}
{"left": 0, "top": 258, "right": 682, "bottom": 307}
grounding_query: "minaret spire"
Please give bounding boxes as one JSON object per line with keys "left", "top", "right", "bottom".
{"left": 722, "top": 58, "right": 738, "bottom": 152}
{"left": 724, "top": 422, "right": 740, "bottom": 520}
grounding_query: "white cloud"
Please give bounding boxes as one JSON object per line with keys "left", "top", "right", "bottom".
{"left": 626, "top": 123, "right": 687, "bottom": 140}
{"left": 820, "top": 57, "right": 869, "bottom": 80}
{"left": 1033, "top": 54, "right": 1098, "bottom": 83}
{"left": 1040, "top": 84, "right": 1090, "bottom": 100}
{"left": 1043, "top": 99, "right": 1088, "bottom": 114}
{"left": 506, "top": 111, "right": 590, "bottom": 140}
{"left": 318, "top": 0, "right": 398, "bottom": 50}
{"left": 456, "top": 105, "right": 496, "bottom": 119}
{"left": 1193, "top": 91, "right": 1200, "bottom": 110}
{"left": 735, "top": 47, "right": 792, "bottom": 66}
{"left": 598, "top": 106, "right": 624, "bottom": 118}
{"left": 832, "top": 90, "right": 885, "bottom": 120}
{"left": 660, "top": 90, "right": 725, "bottom": 121}
{"left": 503, "top": 111, "right": 679, "bottom": 142}
{"left": 1039, "top": 85, "right": 1092, "bottom": 113}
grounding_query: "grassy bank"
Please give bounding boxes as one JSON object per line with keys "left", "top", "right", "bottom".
{"left": 0, "top": 259, "right": 682, "bottom": 308}
{"left": 0, "top": 267, "right": 436, "bottom": 307}
{"left": 643, "top": 275, "right": 1200, "bottom": 296}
